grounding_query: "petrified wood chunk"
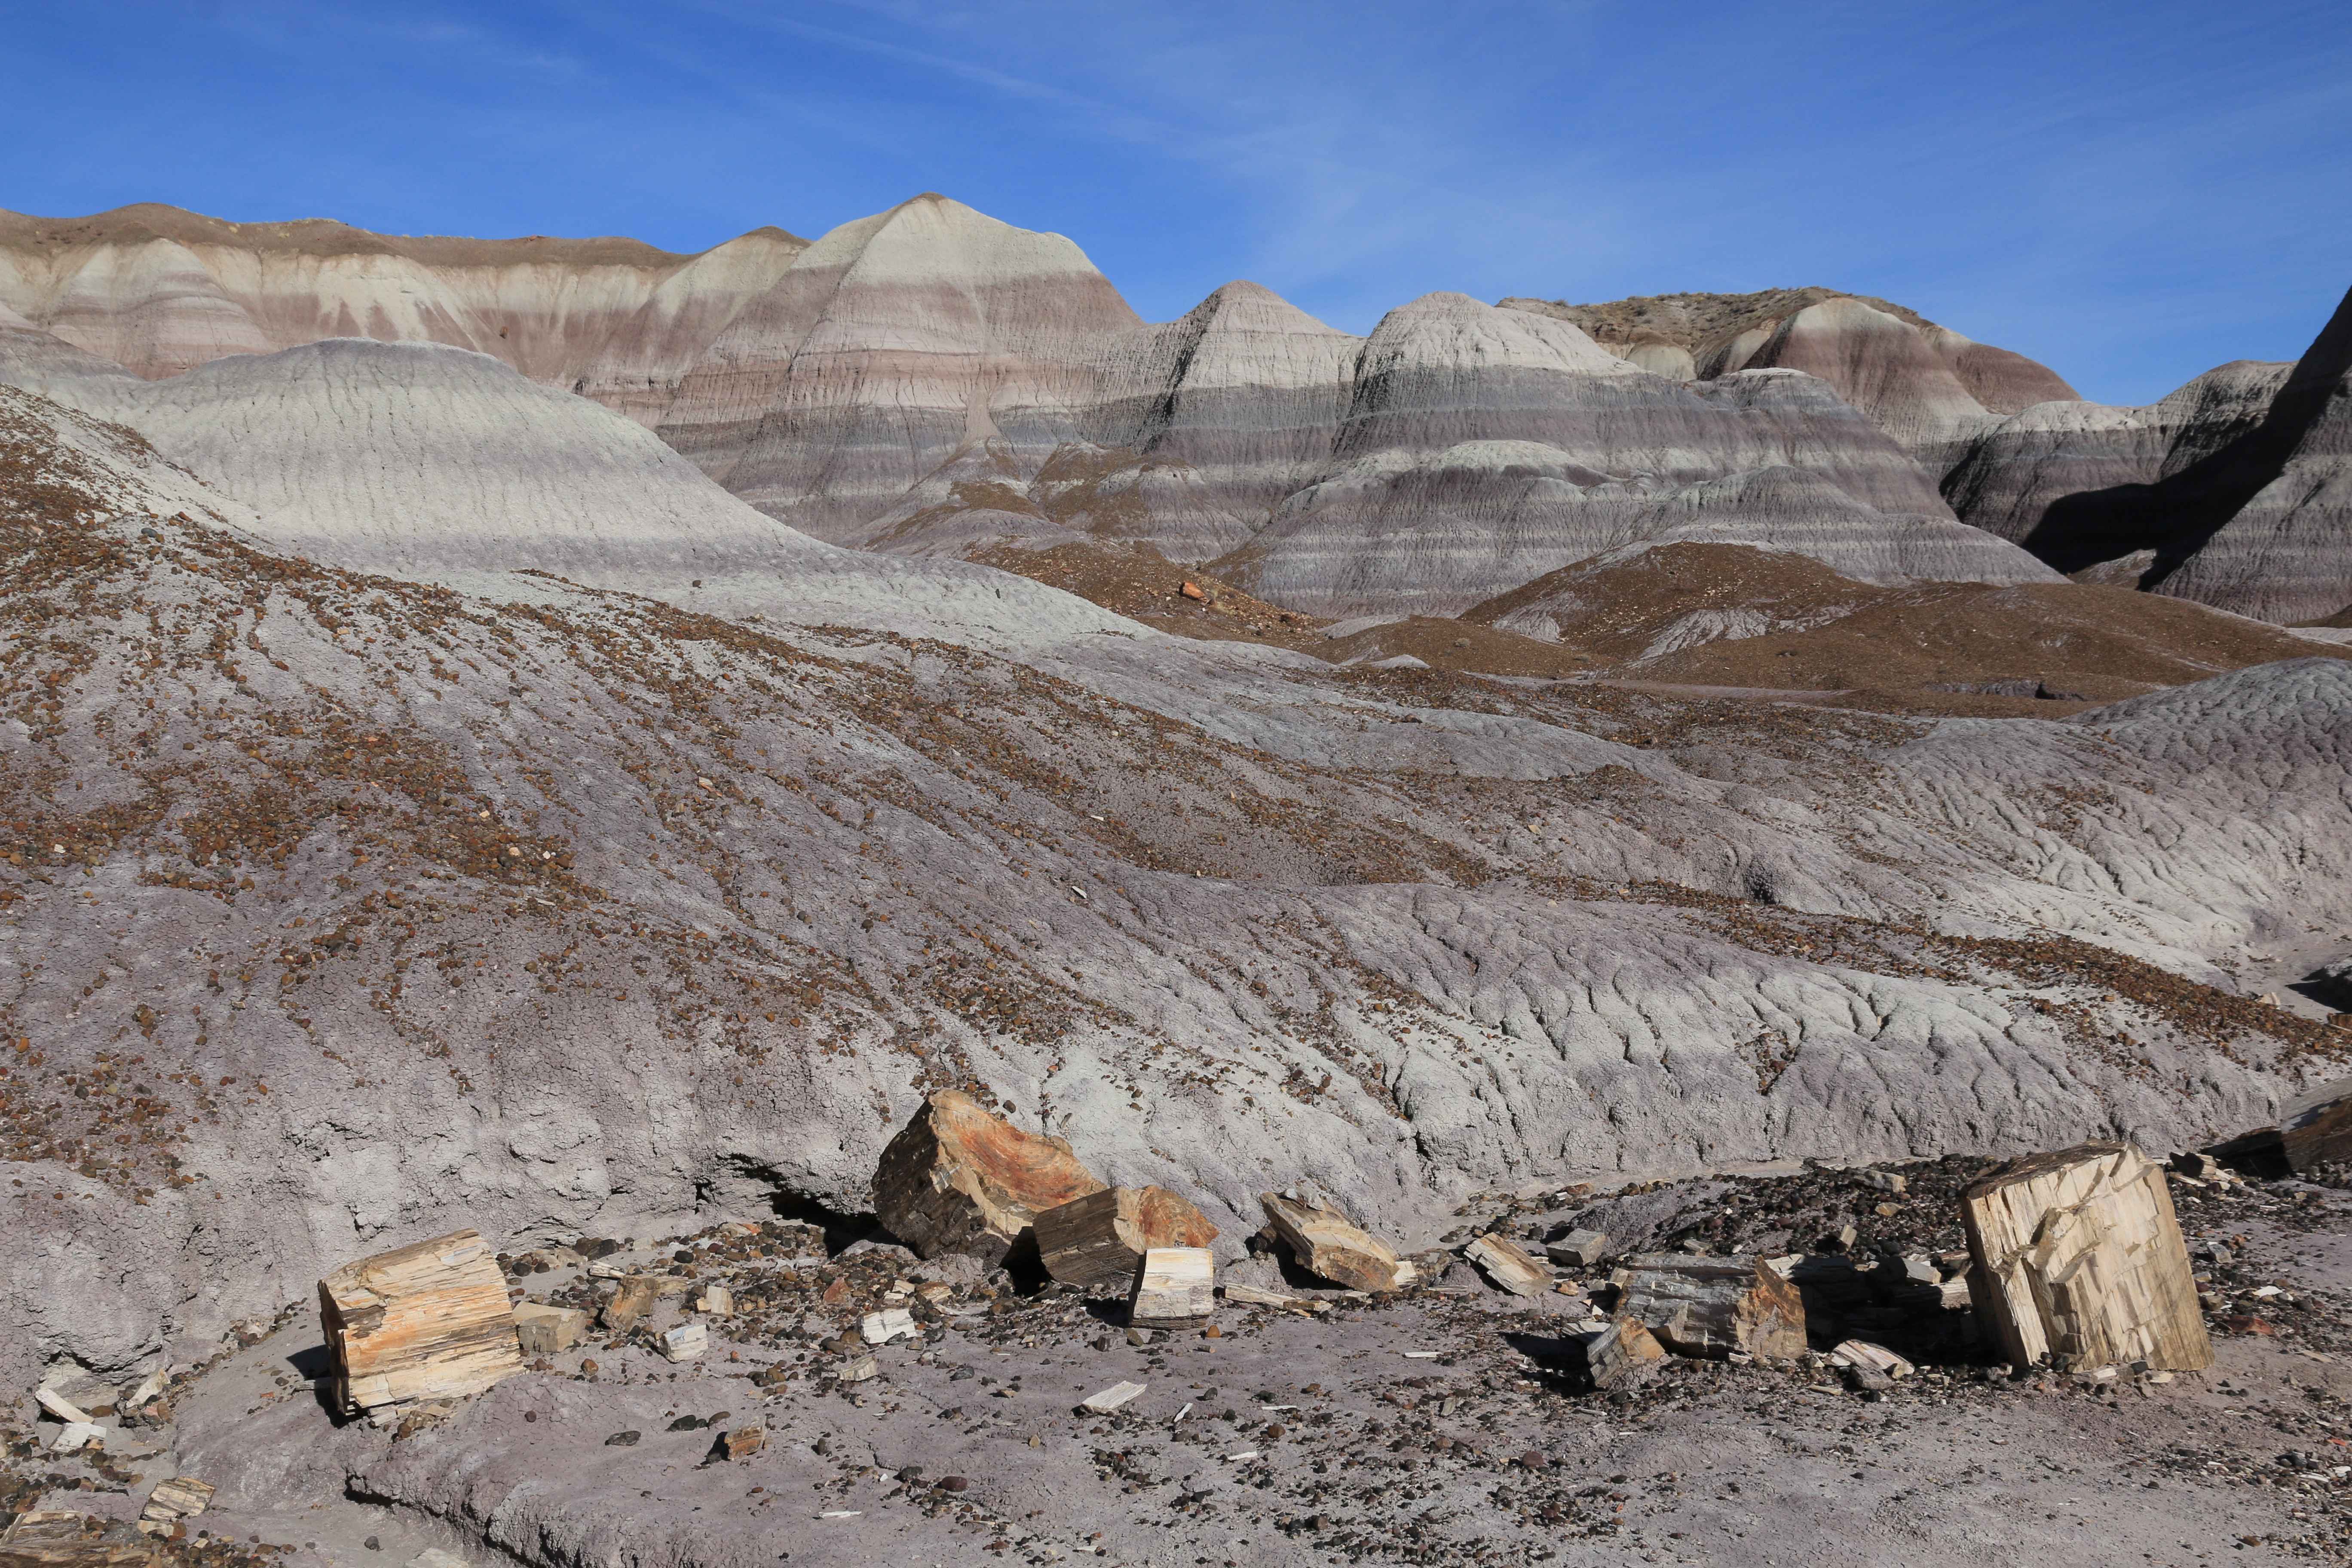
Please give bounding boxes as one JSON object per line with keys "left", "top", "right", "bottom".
{"left": 1464, "top": 1234, "right": 1552, "bottom": 1298}
{"left": 1258, "top": 1192, "right": 1416, "bottom": 1292}
{"left": 511, "top": 1302, "right": 589, "bottom": 1355}
{"left": 317, "top": 1228, "right": 524, "bottom": 1415}
{"left": 1577, "top": 1317, "right": 1667, "bottom": 1390}
{"left": 872, "top": 1091, "right": 1105, "bottom": 1263}
{"left": 1, "top": 1511, "right": 160, "bottom": 1568}
{"left": 1962, "top": 1142, "right": 2211, "bottom": 1372}
{"left": 1612, "top": 1255, "right": 1808, "bottom": 1360}
{"left": 1036, "top": 1185, "right": 1220, "bottom": 1287}
{"left": 1129, "top": 1247, "right": 1216, "bottom": 1331}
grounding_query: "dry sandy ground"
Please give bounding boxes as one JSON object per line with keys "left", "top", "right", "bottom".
{"left": 15, "top": 1161, "right": 2352, "bottom": 1568}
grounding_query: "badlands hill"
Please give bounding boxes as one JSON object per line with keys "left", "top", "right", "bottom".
{"left": 0, "top": 198, "right": 2063, "bottom": 616}
{"left": 4, "top": 356, "right": 2352, "bottom": 1394}
{"left": 1948, "top": 284, "right": 2352, "bottom": 625}
{"left": 8, "top": 196, "right": 2347, "bottom": 625}
{"left": 1501, "top": 286, "right": 2082, "bottom": 462}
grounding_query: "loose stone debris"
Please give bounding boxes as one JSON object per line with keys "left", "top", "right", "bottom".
{"left": 37, "top": 1106, "right": 2352, "bottom": 1568}
{"left": 316, "top": 1229, "right": 524, "bottom": 1417}
{"left": 658, "top": 1323, "right": 707, "bottom": 1363}
{"left": 859, "top": 1308, "right": 918, "bottom": 1346}
{"left": 1034, "top": 1185, "right": 1218, "bottom": 1287}
{"left": 1574, "top": 1316, "right": 1668, "bottom": 1390}
{"left": 1963, "top": 1142, "right": 2212, "bottom": 1372}
{"left": 870, "top": 1090, "right": 1104, "bottom": 1264}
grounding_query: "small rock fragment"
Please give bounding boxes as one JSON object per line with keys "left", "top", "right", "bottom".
{"left": 1081, "top": 1381, "right": 1147, "bottom": 1413}
{"left": 862, "top": 1308, "right": 919, "bottom": 1346}
{"left": 660, "top": 1323, "right": 708, "bottom": 1363}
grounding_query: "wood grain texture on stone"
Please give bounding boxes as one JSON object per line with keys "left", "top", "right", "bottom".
{"left": 0, "top": 1513, "right": 159, "bottom": 1568}
{"left": 1576, "top": 1316, "right": 1667, "bottom": 1390}
{"left": 872, "top": 1090, "right": 1106, "bottom": 1263}
{"left": 1464, "top": 1234, "right": 1551, "bottom": 1298}
{"left": 1612, "top": 1255, "right": 1808, "bottom": 1361}
{"left": 318, "top": 1229, "right": 524, "bottom": 1415}
{"left": 1259, "top": 1193, "right": 1416, "bottom": 1292}
{"left": 1128, "top": 1246, "right": 1216, "bottom": 1331}
{"left": 1962, "top": 1142, "right": 2211, "bottom": 1372}
{"left": 511, "top": 1302, "right": 589, "bottom": 1356}
{"left": 1035, "top": 1185, "right": 1220, "bottom": 1287}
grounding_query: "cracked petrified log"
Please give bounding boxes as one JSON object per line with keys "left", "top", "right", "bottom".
{"left": 1611, "top": 1255, "right": 1808, "bottom": 1360}
{"left": 1259, "top": 1192, "right": 1417, "bottom": 1292}
{"left": 317, "top": 1228, "right": 524, "bottom": 1415}
{"left": 0, "top": 1512, "right": 159, "bottom": 1568}
{"left": 2211, "top": 1076, "right": 2352, "bottom": 1174}
{"left": 1963, "top": 1141, "right": 2211, "bottom": 1372}
{"left": 1577, "top": 1316, "right": 1667, "bottom": 1390}
{"left": 1035, "top": 1185, "right": 1220, "bottom": 1287}
{"left": 872, "top": 1090, "right": 1106, "bottom": 1263}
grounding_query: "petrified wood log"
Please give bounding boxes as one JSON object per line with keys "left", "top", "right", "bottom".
{"left": 1, "top": 1512, "right": 159, "bottom": 1568}
{"left": 872, "top": 1090, "right": 1105, "bottom": 1263}
{"left": 1129, "top": 1246, "right": 1216, "bottom": 1330}
{"left": 1464, "top": 1233, "right": 1551, "bottom": 1297}
{"left": 1258, "top": 1192, "right": 1416, "bottom": 1292}
{"left": 1962, "top": 1141, "right": 2210, "bottom": 1372}
{"left": 317, "top": 1228, "right": 524, "bottom": 1415}
{"left": 1612, "top": 1255, "right": 1808, "bottom": 1360}
{"left": 1036, "top": 1185, "right": 1220, "bottom": 1287}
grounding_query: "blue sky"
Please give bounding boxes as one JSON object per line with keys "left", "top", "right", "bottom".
{"left": 9, "top": 0, "right": 2347, "bottom": 403}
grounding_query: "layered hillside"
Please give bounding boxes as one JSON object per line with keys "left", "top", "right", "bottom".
{"left": 0, "top": 203, "right": 811, "bottom": 392}
{"left": 5, "top": 380, "right": 2352, "bottom": 1390}
{"left": 1502, "top": 286, "right": 2080, "bottom": 466}
{"left": 1, "top": 200, "right": 2063, "bottom": 614}
{"left": 1945, "top": 284, "right": 2352, "bottom": 624}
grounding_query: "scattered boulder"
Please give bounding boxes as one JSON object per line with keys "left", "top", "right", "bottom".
{"left": 318, "top": 1229, "right": 524, "bottom": 1417}
{"left": 1962, "top": 1142, "right": 2211, "bottom": 1372}
{"left": 1035, "top": 1185, "right": 1219, "bottom": 1287}
{"left": 871, "top": 1091, "right": 1105, "bottom": 1264}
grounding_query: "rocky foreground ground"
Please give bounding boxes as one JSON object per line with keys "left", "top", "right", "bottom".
{"left": 15, "top": 1154, "right": 2352, "bottom": 1568}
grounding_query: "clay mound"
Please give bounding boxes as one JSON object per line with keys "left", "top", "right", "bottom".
{"left": 104, "top": 337, "right": 837, "bottom": 593}
{"left": 1470, "top": 540, "right": 2347, "bottom": 699}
